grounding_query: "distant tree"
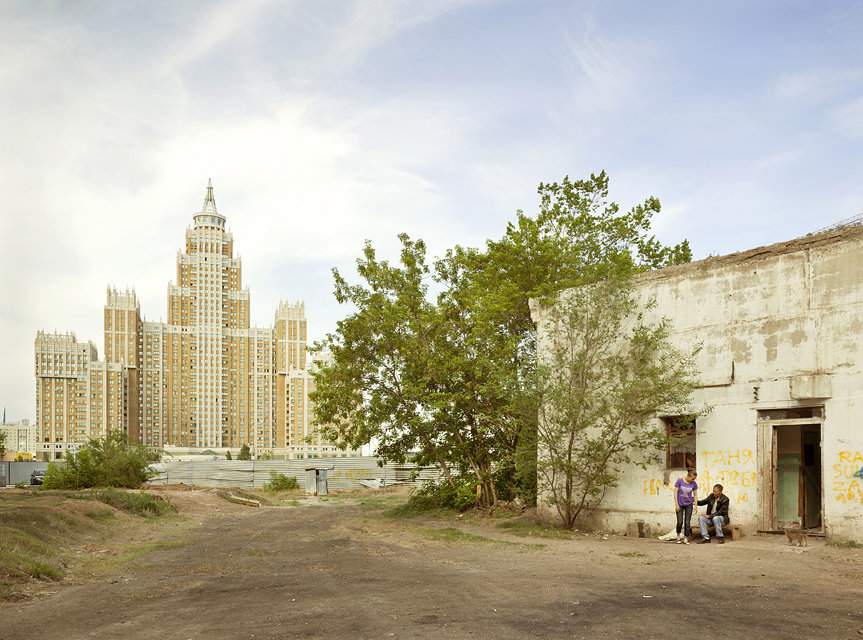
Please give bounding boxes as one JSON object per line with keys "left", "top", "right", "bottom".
{"left": 536, "top": 278, "right": 704, "bottom": 529}
{"left": 0, "top": 430, "right": 5, "bottom": 458}
{"left": 237, "top": 444, "right": 251, "bottom": 461}
{"left": 16, "top": 453, "right": 24, "bottom": 462}
{"left": 42, "top": 430, "right": 161, "bottom": 490}
{"left": 225, "top": 450, "right": 232, "bottom": 460}
{"left": 42, "top": 452, "right": 50, "bottom": 462}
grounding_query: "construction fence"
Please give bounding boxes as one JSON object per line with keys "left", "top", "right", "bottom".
{"left": 145, "top": 457, "right": 442, "bottom": 490}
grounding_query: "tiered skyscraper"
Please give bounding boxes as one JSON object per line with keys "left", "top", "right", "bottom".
{"left": 34, "top": 182, "right": 353, "bottom": 460}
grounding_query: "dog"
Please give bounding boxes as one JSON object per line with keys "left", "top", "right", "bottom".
{"left": 784, "top": 529, "right": 808, "bottom": 547}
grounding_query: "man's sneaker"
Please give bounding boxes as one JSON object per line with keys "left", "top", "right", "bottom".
{"left": 684, "top": 538, "right": 690, "bottom": 545}
{"left": 718, "top": 537, "right": 725, "bottom": 544}
{"left": 676, "top": 537, "right": 682, "bottom": 544}
{"left": 697, "top": 537, "right": 710, "bottom": 544}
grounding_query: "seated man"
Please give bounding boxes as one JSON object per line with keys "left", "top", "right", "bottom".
{"left": 696, "top": 484, "right": 730, "bottom": 544}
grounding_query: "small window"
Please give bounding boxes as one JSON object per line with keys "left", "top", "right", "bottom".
{"left": 664, "top": 415, "right": 696, "bottom": 469}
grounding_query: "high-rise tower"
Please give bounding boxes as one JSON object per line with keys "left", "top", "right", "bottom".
{"left": 35, "top": 182, "right": 356, "bottom": 459}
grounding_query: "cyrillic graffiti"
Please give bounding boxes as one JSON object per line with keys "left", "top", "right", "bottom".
{"left": 833, "top": 451, "right": 863, "bottom": 505}
{"left": 642, "top": 449, "right": 756, "bottom": 504}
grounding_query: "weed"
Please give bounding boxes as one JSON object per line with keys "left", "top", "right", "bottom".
{"left": 282, "top": 499, "right": 301, "bottom": 507}
{"left": 617, "top": 552, "right": 646, "bottom": 558}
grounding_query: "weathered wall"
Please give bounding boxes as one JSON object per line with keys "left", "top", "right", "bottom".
{"left": 533, "top": 227, "right": 863, "bottom": 541}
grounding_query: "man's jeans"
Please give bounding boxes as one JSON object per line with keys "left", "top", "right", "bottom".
{"left": 699, "top": 514, "right": 725, "bottom": 539}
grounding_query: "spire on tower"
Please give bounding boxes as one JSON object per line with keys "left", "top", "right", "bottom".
{"left": 202, "top": 178, "right": 218, "bottom": 214}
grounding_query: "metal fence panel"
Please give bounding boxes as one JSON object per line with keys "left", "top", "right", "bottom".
{"left": 146, "top": 457, "right": 441, "bottom": 490}
{"left": 3, "top": 462, "right": 51, "bottom": 486}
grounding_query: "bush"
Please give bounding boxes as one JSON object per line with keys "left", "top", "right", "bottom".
{"left": 237, "top": 444, "right": 251, "bottom": 461}
{"left": 264, "top": 471, "right": 299, "bottom": 491}
{"left": 42, "top": 431, "right": 160, "bottom": 490}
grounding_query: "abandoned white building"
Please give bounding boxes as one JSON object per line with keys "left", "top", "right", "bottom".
{"left": 532, "top": 225, "right": 863, "bottom": 542}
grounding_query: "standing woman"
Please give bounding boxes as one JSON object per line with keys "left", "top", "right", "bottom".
{"left": 673, "top": 469, "right": 698, "bottom": 544}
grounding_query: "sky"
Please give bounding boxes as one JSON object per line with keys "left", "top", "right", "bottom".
{"left": 1, "top": 0, "right": 862, "bottom": 422}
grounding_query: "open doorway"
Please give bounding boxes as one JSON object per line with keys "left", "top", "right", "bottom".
{"left": 775, "top": 424, "right": 822, "bottom": 530}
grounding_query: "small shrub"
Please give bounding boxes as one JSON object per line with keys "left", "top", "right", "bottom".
{"left": 14, "top": 481, "right": 28, "bottom": 489}
{"left": 264, "top": 471, "right": 299, "bottom": 491}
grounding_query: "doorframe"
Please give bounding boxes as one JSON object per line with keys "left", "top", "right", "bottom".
{"left": 757, "top": 415, "right": 825, "bottom": 532}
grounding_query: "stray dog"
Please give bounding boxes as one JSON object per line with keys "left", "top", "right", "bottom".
{"left": 785, "top": 529, "right": 808, "bottom": 547}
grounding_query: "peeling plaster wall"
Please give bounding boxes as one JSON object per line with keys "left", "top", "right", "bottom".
{"left": 533, "top": 227, "right": 863, "bottom": 541}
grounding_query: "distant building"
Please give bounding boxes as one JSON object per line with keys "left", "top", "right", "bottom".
{"left": 0, "top": 418, "right": 38, "bottom": 459}
{"left": 533, "top": 226, "right": 863, "bottom": 543}
{"left": 34, "top": 182, "right": 358, "bottom": 459}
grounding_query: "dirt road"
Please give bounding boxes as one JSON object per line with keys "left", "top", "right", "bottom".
{"left": 3, "top": 489, "right": 862, "bottom": 639}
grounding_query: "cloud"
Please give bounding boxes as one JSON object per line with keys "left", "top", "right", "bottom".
{"left": 563, "top": 24, "right": 660, "bottom": 114}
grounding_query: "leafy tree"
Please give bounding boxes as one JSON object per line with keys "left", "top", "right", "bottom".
{"left": 225, "top": 450, "right": 232, "bottom": 460}
{"left": 42, "top": 452, "right": 49, "bottom": 462}
{"left": 536, "top": 278, "right": 703, "bottom": 528}
{"left": 312, "top": 172, "right": 692, "bottom": 508}
{"left": 0, "top": 430, "right": 6, "bottom": 458}
{"left": 237, "top": 444, "right": 251, "bottom": 461}
{"left": 41, "top": 430, "right": 161, "bottom": 490}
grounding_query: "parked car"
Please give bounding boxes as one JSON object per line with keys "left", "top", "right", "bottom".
{"left": 30, "top": 469, "right": 47, "bottom": 486}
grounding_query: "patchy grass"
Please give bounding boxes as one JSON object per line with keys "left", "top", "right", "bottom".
{"left": 618, "top": 552, "right": 647, "bottom": 558}
{"left": 91, "top": 489, "right": 177, "bottom": 517}
{"left": 495, "top": 519, "right": 575, "bottom": 540}
{"left": 281, "top": 499, "right": 302, "bottom": 507}
{"left": 417, "top": 526, "right": 545, "bottom": 551}
{"left": 215, "top": 487, "right": 275, "bottom": 506}
{"left": 826, "top": 539, "right": 863, "bottom": 549}
{"left": 85, "top": 507, "right": 118, "bottom": 522}
{"left": 0, "top": 489, "right": 183, "bottom": 600}
{"left": 421, "top": 527, "right": 500, "bottom": 544}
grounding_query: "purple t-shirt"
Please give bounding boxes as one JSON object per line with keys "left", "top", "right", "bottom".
{"left": 674, "top": 478, "right": 698, "bottom": 506}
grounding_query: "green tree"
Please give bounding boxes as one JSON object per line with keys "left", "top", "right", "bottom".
{"left": 225, "top": 450, "right": 232, "bottom": 460}
{"left": 42, "top": 430, "right": 161, "bottom": 490}
{"left": 237, "top": 444, "right": 251, "bottom": 460}
{"left": 312, "top": 172, "right": 692, "bottom": 508}
{"left": 536, "top": 278, "right": 703, "bottom": 528}
{"left": 0, "top": 430, "right": 6, "bottom": 458}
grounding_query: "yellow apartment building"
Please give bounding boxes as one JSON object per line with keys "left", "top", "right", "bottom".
{"left": 34, "top": 182, "right": 356, "bottom": 459}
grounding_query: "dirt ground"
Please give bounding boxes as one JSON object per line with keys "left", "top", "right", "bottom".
{"left": 3, "top": 487, "right": 863, "bottom": 640}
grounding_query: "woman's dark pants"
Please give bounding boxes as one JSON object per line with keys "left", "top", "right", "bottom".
{"left": 676, "top": 504, "right": 693, "bottom": 538}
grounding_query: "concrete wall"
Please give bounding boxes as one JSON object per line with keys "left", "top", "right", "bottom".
{"left": 533, "top": 227, "right": 863, "bottom": 541}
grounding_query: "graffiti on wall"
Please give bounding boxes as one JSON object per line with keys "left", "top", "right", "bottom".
{"left": 833, "top": 451, "right": 863, "bottom": 505}
{"left": 642, "top": 449, "right": 756, "bottom": 505}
